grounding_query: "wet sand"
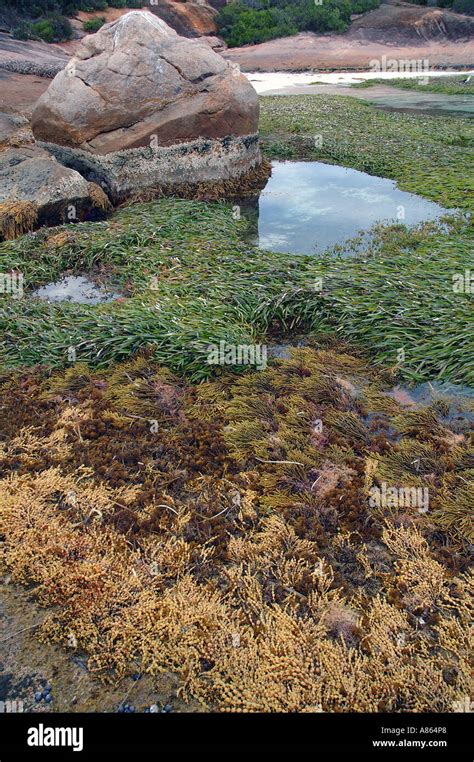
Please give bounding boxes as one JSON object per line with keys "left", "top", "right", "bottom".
{"left": 0, "top": 574, "right": 203, "bottom": 713}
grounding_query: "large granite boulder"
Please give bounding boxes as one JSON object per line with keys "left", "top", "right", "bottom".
{"left": 31, "top": 11, "right": 265, "bottom": 202}
{"left": 31, "top": 11, "right": 258, "bottom": 154}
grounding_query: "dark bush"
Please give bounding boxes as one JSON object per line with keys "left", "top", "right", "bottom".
{"left": 31, "top": 13, "right": 72, "bottom": 41}
{"left": 11, "top": 20, "right": 33, "bottom": 39}
{"left": 31, "top": 18, "right": 55, "bottom": 41}
{"left": 452, "top": 0, "right": 474, "bottom": 14}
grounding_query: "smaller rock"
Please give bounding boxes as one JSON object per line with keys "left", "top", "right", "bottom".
{"left": 199, "top": 35, "right": 226, "bottom": 52}
{"left": 0, "top": 112, "right": 30, "bottom": 149}
{"left": 0, "top": 146, "right": 111, "bottom": 239}
{"left": 34, "top": 692, "right": 43, "bottom": 702}
{"left": 149, "top": 1, "right": 218, "bottom": 39}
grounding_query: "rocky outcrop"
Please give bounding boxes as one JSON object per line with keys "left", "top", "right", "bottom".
{"left": 349, "top": 2, "right": 474, "bottom": 42}
{"left": 32, "top": 12, "right": 258, "bottom": 153}
{"left": 30, "top": 12, "right": 264, "bottom": 202}
{"left": 148, "top": 1, "right": 218, "bottom": 39}
{"left": 40, "top": 134, "right": 267, "bottom": 204}
{"left": 0, "top": 145, "right": 110, "bottom": 237}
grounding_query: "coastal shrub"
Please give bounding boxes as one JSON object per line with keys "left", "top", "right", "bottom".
{"left": 11, "top": 20, "right": 33, "bottom": 39}
{"left": 217, "top": 0, "right": 380, "bottom": 46}
{"left": 31, "top": 14, "right": 73, "bottom": 42}
{"left": 85, "top": 0, "right": 108, "bottom": 8}
{"left": 31, "top": 18, "right": 55, "bottom": 41}
{"left": 404, "top": 0, "right": 474, "bottom": 9}
{"left": 83, "top": 15, "right": 105, "bottom": 32}
{"left": 452, "top": 0, "right": 474, "bottom": 14}
{"left": 219, "top": 7, "right": 297, "bottom": 46}
{"left": 75, "top": 0, "right": 108, "bottom": 9}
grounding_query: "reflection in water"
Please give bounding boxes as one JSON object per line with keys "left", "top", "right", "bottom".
{"left": 268, "top": 344, "right": 473, "bottom": 429}
{"left": 386, "top": 381, "right": 474, "bottom": 432}
{"left": 32, "top": 275, "right": 120, "bottom": 304}
{"left": 240, "top": 161, "right": 450, "bottom": 256}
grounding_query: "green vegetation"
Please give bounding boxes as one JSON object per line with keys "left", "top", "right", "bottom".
{"left": 1, "top": 201, "right": 471, "bottom": 383}
{"left": 3, "top": 0, "right": 143, "bottom": 42}
{"left": 83, "top": 15, "right": 105, "bottom": 32}
{"left": 217, "top": 0, "right": 380, "bottom": 47}
{"left": 216, "top": 0, "right": 474, "bottom": 46}
{"left": 0, "top": 97, "right": 472, "bottom": 384}
{"left": 9, "top": 11, "right": 74, "bottom": 42}
{"left": 30, "top": 13, "right": 72, "bottom": 41}
{"left": 353, "top": 75, "right": 474, "bottom": 96}
{"left": 5, "top": 0, "right": 137, "bottom": 13}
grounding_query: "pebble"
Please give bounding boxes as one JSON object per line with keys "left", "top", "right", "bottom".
{"left": 120, "top": 703, "right": 136, "bottom": 714}
{"left": 149, "top": 704, "right": 158, "bottom": 713}
{"left": 45, "top": 694, "right": 53, "bottom": 704}
{"left": 161, "top": 704, "right": 173, "bottom": 713}
{"left": 34, "top": 692, "right": 43, "bottom": 702}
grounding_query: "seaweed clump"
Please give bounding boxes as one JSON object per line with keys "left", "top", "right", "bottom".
{"left": 0, "top": 347, "right": 472, "bottom": 712}
{"left": 0, "top": 200, "right": 38, "bottom": 240}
